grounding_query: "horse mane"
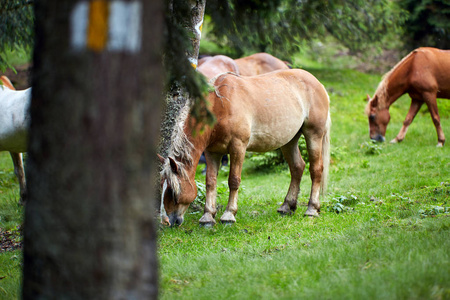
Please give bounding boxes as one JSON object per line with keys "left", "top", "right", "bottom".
{"left": 160, "top": 103, "right": 194, "bottom": 195}
{"left": 369, "top": 49, "right": 417, "bottom": 110}
{"left": 0, "top": 76, "right": 15, "bottom": 90}
{"left": 209, "top": 72, "right": 241, "bottom": 102}
{"left": 209, "top": 71, "right": 240, "bottom": 85}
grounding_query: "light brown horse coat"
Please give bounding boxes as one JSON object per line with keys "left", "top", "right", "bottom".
{"left": 366, "top": 47, "right": 450, "bottom": 146}
{"left": 198, "top": 53, "right": 289, "bottom": 79}
{"left": 197, "top": 55, "right": 240, "bottom": 80}
{"left": 160, "top": 69, "right": 330, "bottom": 226}
{"left": 234, "top": 52, "right": 289, "bottom": 76}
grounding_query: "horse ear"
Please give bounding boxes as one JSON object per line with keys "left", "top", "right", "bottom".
{"left": 0, "top": 76, "right": 15, "bottom": 90}
{"left": 366, "top": 94, "right": 371, "bottom": 102}
{"left": 168, "top": 157, "right": 179, "bottom": 174}
{"left": 370, "top": 96, "right": 378, "bottom": 107}
{"left": 157, "top": 154, "right": 166, "bottom": 164}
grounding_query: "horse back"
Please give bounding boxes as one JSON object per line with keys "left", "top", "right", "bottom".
{"left": 197, "top": 55, "right": 239, "bottom": 80}
{"left": 409, "top": 48, "right": 450, "bottom": 98}
{"left": 234, "top": 53, "right": 289, "bottom": 76}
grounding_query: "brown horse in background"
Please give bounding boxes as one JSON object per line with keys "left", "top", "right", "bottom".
{"left": 366, "top": 47, "right": 450, "bottom": 147}
{"left": 198, "top": 53, "right": 289, "bottom": 79}
{"left": 159, "top": 69, "right": 330, "bottom": 226}
{"left": 197, "top": 55, "right": 240, "bottom": 80}
{"left": 234, "top": 52, "right": 289, "bottom": 76}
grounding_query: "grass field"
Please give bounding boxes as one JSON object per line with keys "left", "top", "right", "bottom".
{"left": 0, "top": 63, "right": 449, "bottom": 299}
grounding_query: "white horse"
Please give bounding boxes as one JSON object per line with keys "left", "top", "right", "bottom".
{"left": 0, "top": 76, "right": 31, "bottom": 204}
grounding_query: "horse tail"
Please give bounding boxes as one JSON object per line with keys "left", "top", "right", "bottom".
{"left": 320, "top": 99, "right": 331, "bottom": 198}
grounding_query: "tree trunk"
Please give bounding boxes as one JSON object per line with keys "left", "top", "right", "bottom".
{"left": 158, "top": 0, "right": 206, "bottom": 159}
{"left": 22, "top": 0, "right": 163, "bottom": 299}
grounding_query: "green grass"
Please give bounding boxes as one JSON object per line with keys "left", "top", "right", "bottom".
{"left": 157, "top": 66, "right": 449, "bottom": 299}
{"left": 1, "top": 61, "right": 449, "bottom": 299}
{"left": 0, "top": 153, "right": 23, "bottom": 300}
{"left": 0, "top": 251, "right": 22, "bottom": 299}
{"left": 0, "top": 155, "right": 24, "bottom": 231}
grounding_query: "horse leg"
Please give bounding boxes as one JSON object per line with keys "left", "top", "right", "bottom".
{"left": 220, "top": 142, "right": 246, "bottom": 224}
{"left": 303, "top": 133, "right": 324, "bottom": 217}
{"left": 277, "top": 138, "right": 305, "bottom": 215}
{"left": 391, "top": 98, "right": 423, "bottom": 144}
{"left": 10, "top": 152, "right": 27, "bottom": 205}
{"left": 424, "top": 93, "right": 445, "bottom": 147}
{"left": 199, "top": 152, "right": 222, "bottom": 226}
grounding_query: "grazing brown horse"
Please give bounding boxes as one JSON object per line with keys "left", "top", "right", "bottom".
{"left": 366, "top": 47, "right": 450, "bottom": 147}
{"left": 159, "top": 69, "right": 331, "bottom": 226}
{"left": 234, "top": 52, "right": 289, "bottom": 76}
{"left": 197, "top": 55, "right": 239, "bottom": 80}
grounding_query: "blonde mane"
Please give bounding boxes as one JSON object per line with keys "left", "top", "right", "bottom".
{"left": 369, "top": 49, "right": 417, "bottom": 111}
{"left": 161, "top": 103, "right": 194, "bottom": 195}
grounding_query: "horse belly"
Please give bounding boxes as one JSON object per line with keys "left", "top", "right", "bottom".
{"left": 0, "top": 116, "right": 28, "bottom": 152}
{"left": 0, "top": 131, "right": 27, "bottom": 153}
{"left": 0, "top": 101, "right": 29, "bottom": 152}
{"left": 246, "top": 104, "right": 305, "bottom": 152}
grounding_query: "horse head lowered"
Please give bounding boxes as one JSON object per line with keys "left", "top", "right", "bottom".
{"left": 366, "top": 47, "right": 450, "bottom": 147}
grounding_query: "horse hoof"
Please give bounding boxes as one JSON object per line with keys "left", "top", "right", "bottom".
{"left": 304, "top": 208, "right": 320, "bottom": 217}
{"left": 277, "top": 207, "right": 293, "bottom": 215}
{"left": 277, "top": 202, "right": 296, "bottom": 215}
{"left": 199, "top": 213, "right": 216, "bottom": 227}
{"left": 200, "top": 222, "right": 215, "bottom": 228}
{"left": 389, "top": 138, "right": 398, "bottom": 144}
{"left": 221, "top": 221, "right": 235, "bottom": 227}
{"left": 437, "top": 142, "right": 444, "bottom": 147}
{"left": 220, "top": 211, "right": 236, "bottom": 224}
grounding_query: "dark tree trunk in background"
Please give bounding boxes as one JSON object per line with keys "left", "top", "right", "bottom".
{"left": 159, "top": 0, "right": 206, "bottom": 159}
{"left": 22, "top": 0, "right": 163, "bottom": 299}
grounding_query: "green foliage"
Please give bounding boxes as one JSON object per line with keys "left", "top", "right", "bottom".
{"left": 247, "top": 150, "right": 285, "bottom": 168}
{"left": 418, "top": 206, "right": 450, "bottom": 218}
{"left": 206, "top": 0, "right": 406, "bottom": 58}
{"left": 193, "top": 180, "right": 229, "bottom": 209}
{"left": 326, "top": 194, "right": 359, "bottom": 214}
{"left": 398, "top": 0, "right": 450, "bottom": 50}
{"left": 247, "top": 136, "right": 309, "bottom": 169}
{"left": 360, "top": 140, "right": 383, "bottom": 155}
{"left": 0, "top": 0, "right": 34, "bottom": 71}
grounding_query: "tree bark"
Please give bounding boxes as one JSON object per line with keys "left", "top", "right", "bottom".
{"left": 22, "top": 0, "right": 163, "bottom": 299}
{"left": 158, "top": 0, "right": 206, "bottom": 159}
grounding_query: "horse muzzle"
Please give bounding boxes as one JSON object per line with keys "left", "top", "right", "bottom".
{"left": 371, "top": 134, "right": 385, "bottom": 143}
{"left": 168, "top": 214, "right": 184, "bottom": 227}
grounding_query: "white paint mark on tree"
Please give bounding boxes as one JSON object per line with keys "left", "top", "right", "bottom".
{"left": 70, "top": 0, "right": 142, "bottom": 53}
{"left": 70, "top": 2, "right": 89, "bottom": 50}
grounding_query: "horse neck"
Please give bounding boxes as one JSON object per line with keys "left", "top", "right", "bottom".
{"left": 381, "top": 55, "right": 414, "bottom": 109}
{"left": 378, "top": 83, "right": 404, "bottom": 110}
{"left": 174, "top": 117, "right": 211, "bottom": 175}
{"left": 186, "top": 118, "right": 210, "bottom": 159}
